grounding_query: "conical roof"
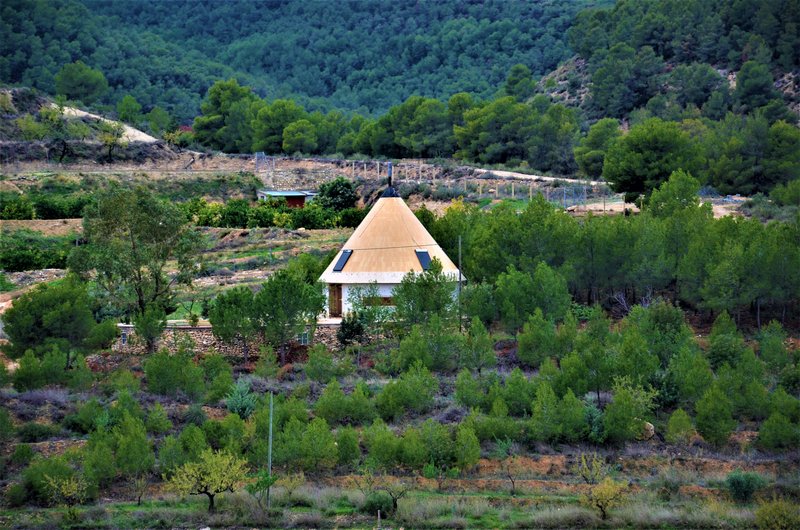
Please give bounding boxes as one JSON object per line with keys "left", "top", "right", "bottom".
{"left": 319, "top": 195, "right": 461, "bottom": 284}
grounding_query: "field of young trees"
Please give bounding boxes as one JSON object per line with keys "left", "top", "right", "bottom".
{"left": 2, "top": 0, "right": 800, "bottom": 527}
{"left": 1, "top": 169, "right": 799, "bottom": 528}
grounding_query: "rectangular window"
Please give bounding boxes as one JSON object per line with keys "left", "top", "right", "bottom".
{"left": 415, "top": 249, "right": 431, "bottom": 270}
{"left": 297, "top": 331, "right": 310, "bottom": 345}
{"left": 333, "top": 249, "right": 353, "bottom": 272}
{"left": 121, "top": 332, "right": 127, "bottom": 346}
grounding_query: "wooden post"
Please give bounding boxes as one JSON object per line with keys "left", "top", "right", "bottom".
{"left": 478, "top": 182, "right": 482, "bottom": 197}
{"left": 529, "top": 183, "right": 533, "bottom": 200}
{"left": 418, "top": 159, "right": 422, "bottom": 179}
{"left": 511, "top": 182, "right": 515, "bottom": 199}
{"left": 376, "top": 161, "right": 380, "bottom": 178}
{"left": 351, "top": 161, "right": 355, "bottom": 178}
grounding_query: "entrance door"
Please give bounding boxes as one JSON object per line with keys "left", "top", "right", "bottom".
{"left": 329, "top": 284, "right": 342, "bottom": 317}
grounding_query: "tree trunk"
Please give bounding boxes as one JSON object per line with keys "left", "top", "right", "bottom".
{"left": 756, "top": 298, "right": 761, "bottom": 330}
{"left": 206, "top": 493, "right": 215, "bottom": 513}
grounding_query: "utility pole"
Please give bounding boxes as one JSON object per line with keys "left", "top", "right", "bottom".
{"left": 458, "top": 235, "right": 463, "bottom": 332}
{"left": 267, "top": 391, "right": 273, "bottom": 509}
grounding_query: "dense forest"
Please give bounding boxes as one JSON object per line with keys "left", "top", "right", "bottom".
{"left": 1, "top": 0, "right": 600, "bottom": 120}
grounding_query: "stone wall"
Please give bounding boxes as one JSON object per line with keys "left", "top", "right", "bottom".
{"left": 114, "top": 323, "right": 341, "bottom": 358}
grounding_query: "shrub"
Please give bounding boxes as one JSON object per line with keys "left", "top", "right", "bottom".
{"left": 376, "top": 362, "right": 437, "bottom": 421}
{"left": 12, "top": 350, "right": 45, "bottom": 391}
{"left": 22, "top": 455, "right": 74, "bottom": 504}
{"left": 336, "top": 427, "right": 361, "bottom": 468}
{"left": 144, "top": 350, "right": 204, "bottom": 399}
{"left": 695, "top": 384, "right": 736, "bottom": 447}
{"left": 666, "top": 408, "right": 695, "bottom": 445}
{"left": 146, "top": 403, "right": 173, "bottom": 434}
{"left": 314, "top": 379, "right": 349, "bottom": 425}
{"left": 364, "top": 420, "right": 400, "bottom": 470}
{"left": 106, "top": 369, "right": 140, "bottom": 395}
{"left": 454, "top": 369, "right": 485, "bottom": 409}
{"left": 0, "top": 408, "right": 14, "bottom": 441}
{"left": 726, "top": 470, "right": 767, "bottom": 503}
{"left": 68, "top": 355, "right": 93, "bottom": 390}
{"left": 203, "top": 354, "right": 234, "bottom": 402}
{"left": 517, "top": 309, "right": 556, "bottom": 368}
{"left": 362, "top": 491, "right": 393, "bottom": 516}
{"left": 11, "top": 444, "right": 35, "bottom": 466}
{"left": 757, "top": 413, "right": 799, "bottom": 451}
{"left": 254, "top": 348, "right": 279, "bottom": 378}
{"left": 226, "top": 379, "right": 257, "bottom": 419}
{"left": 454, "top": 425, "right": 480, "bottom": 472}
{"left": 113, "top": 413, "right": 155, "bottom": 478}
{"left": 82, "top": 434, "right": 115, "bottom": 488}
{"left": 5, "top": 482, "right": 28, "bottom": 507}
{"left": 755, "top": 498, "right": 800, "bottom": 530}
{"left": 582, "top": 477, "right": 627, "bottom": 520}
{"left": 63, "top": 398, "right": 104, "bottom": 434}
{"left": 305, "top": 344, "right": 336, "bottom": 382}
{"left": 184, "top": 403, "right": 208, "bottom": 426}
{"left": 17, "top": 422, "right": 59, "bottom": 442}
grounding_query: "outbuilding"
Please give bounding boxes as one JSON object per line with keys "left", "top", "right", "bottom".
{"left": 319, "top": 176, "right": 462, "bottom": 317}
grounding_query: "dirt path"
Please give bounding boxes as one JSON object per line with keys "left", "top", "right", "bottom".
{"left": 60, "top": 105, "right": 158, "bottom": 143}
{"left": 473, "top": 167, "right": 605, "bottom": 186}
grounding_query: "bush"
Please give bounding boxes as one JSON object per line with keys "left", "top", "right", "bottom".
{"left": 202, "top": 354, "right": 234, "bottom": 402}
{"left": 22, "top": 455, "right": 75, "bottom": 504}
{"left": 226, "top": 379, "right": 257, "bottom": 419}
{"left": 11, "top": 444, "right": 35, "bottom": 466}
{"left": 106, "top": 369, "right": 140, "bottom": 395}
{"left": 362, "top": 491, "right": 393, "bottom": 516}
{"left": 757, "top": 413, "right": 800, "bottom": 451}
{"left": 305, "top": 344, "right": 336, "bottom": 382}
{"left": 17, "top": 422, "right": 59, "bottom": 442}
{"left": 0, "top": 408, "right": 14, "bottom": 441}
{"left": 12, "top": 350, "right": 45, "bottom": 391}
{"left": 5, "top": 483, "right": 28, "bottom": 507}
{"left": 63, "top": 399, "right": 104, "bottom": 434}
{"left": 146, "top": 403, "right": 173, "bottom": 434}
{"left": 755, "top": 498, "right": 800, "bottom": 530}
{"left": 726, "top": 470, "right": 767, "bottom": 503}
{"left": 336, "top": 426, "right": 361, "bottom": 468}
{"left": 184, "top": 403, "right": 208, "bottom": 426}
{"left": 376, "top": 362, "right": 437, "bottom": 420}
{"left": 144, "top": 350, "right": 204, "bottom": 399}
{"left": 696, "top": 384, "right": 736, "bottom": 447}
{"left": 666, "top": 408, "right": 695, "bottom": 445}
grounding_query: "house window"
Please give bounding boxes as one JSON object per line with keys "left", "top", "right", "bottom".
{"left": 121, "top": 332, "right": 128, "bottom": 346}
{"left": 297, "top": 331, "right": 310, "bottom": 345}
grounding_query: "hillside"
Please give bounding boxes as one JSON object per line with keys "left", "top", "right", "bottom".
{"left": 2, "top": 0, "right": 607, "bottom": 121}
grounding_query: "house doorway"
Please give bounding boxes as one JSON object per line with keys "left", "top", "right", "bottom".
{"left": 329, "top": 284, "right": 342, "bottom": 317}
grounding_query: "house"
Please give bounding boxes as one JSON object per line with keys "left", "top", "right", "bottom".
{"left": 256, "top": 189, "right": 317, "bottom": 208}
{"left": 319, "top": 173, "right": 462, "bottom": 318}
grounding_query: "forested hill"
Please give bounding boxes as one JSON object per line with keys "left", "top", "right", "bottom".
{"left": 2, "top": 0, "right": 605, "bottom": 121}
{"left": 567, "top": 0, "right": 800, "bottom": 118}
{"left": 83, "top": 0, "right": 601, "bottom": 113}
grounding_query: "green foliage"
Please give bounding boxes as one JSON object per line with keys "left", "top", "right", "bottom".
{"left": 757, "top": 413, "right": 800, "bottom": 451}
{"left": 603, "top": 118, "right": 701, "bottom": 202}
{"left": 113, "top": 412, "right": 155, "bottom": 478}
{"left": 55, "top": 61, "right": 108, "bottom": 104}
{"left": 252, "top": 268, "right": 325, "bottom": 364}
{"left": 169, "top": 448, "right": 248, "bottom": 512}
{"left": 454, "top": 424, "right": 480, "bottom": 472}
{"left": 2, "top": 276, "right": 102, "bottom": 362}
{"left": 0, "top": 229, "right": 73, "bottom": 272}
{"left": 70, "top": 186, "right": 205, "bottom": 319}
{"left": 517, "top": 309, "right": 556, "bottom": 369}
{"left": 316, "top": 177, "right": 358, "bottom": 212}
{"left": 11, "top": 444, "right": 35, "bottom": 466}
{"left": 665, "top": 408, "right": 695, "bottom": 445}
{"left": 17, "top": 422, "right": 59, "bottom": 443}
{"left": 225, "top": 379, "right": 257, "bottom": 419}
{"left": 603, "top": 377, "right": 658, "bottom": 444}
{"left": 696, "top": 384, "right": 736, "bottom": 447}
{"left": 392, "top": 259, "right": 455, "bottom": 328}
{"left": 144, "top": 350, "right": 204, "bottom": 399}
{"left": 336, "top": 427, "right": 361, "bottom": 469}
{"left": 362, "top": 491, "right": 393, "bottom": 517}
{"left": 376, "top": 362, "right": 437, "bottom": 421}
{"left": 21, "top": 454, "right": 76, "bottom": 504}
{"left": 707, "top": 311, "right": 748, "bottom": 369}
{"left": 574, "top": 118, "right": 621, "bottom": 178}
{"left": 755, "top": 498, "right": 800, "bottom": 530}
{"left": 63, "top": 399, "right": 104, "bottom": 434}
{"left": 145, "top": 404, "right": 173, "bottom": 434}
{"left": 726, "top": 470, "right": 767, "bottom": 504}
